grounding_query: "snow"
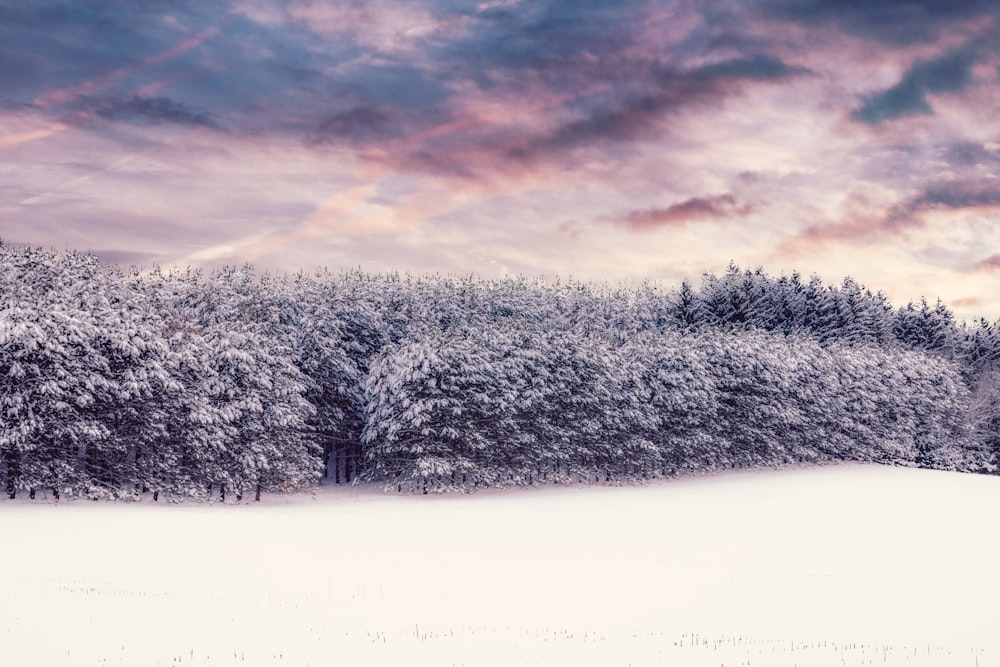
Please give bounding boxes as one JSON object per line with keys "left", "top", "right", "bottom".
{"left": 2, "top": 462, "right": 998, "bottom": 667}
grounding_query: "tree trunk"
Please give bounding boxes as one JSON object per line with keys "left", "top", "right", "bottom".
{"left": 220, "top": 483, "right": 226, "bottom": 502}
{"left": 53, "top": 488, "right": 60, "bottom": 501}
{"left": 29, "top": 488, "right": 35, "bottom": 500}
{"left": 134, "top": 446, "right": 142, "bottom": 488}
{"left": 153, "top": 490, "right": 159, "bottom": 502}
{"left": 84, "top": 444, "right": 104, "bottom": 492}
{"left": 255, "top": 484, "right": 262, "bottom": 502}
{"left": 4, "top": 447, "right": 19, "bottom": 499}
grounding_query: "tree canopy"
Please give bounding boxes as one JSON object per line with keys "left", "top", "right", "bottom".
{"left": 1, "top": 244, "right": 996, "bottom": 499}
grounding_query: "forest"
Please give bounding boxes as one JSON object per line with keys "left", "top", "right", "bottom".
{"left": 1, "top": 242, "right": 998, "bottom": 500}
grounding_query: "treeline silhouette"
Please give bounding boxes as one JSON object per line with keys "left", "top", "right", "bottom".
{"left": 1, "top": 246, "right": 996, "bottom": 500}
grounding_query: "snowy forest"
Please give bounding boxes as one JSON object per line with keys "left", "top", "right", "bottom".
{"left": 2, "top": 243, "right": 999, "bottom": 501}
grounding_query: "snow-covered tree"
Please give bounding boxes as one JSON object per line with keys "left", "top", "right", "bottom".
{"left": 360, "top": 328, "right": 522, "bottom": 491}
{"left": 136, "top": 267, "right": 319, "bottom": 501}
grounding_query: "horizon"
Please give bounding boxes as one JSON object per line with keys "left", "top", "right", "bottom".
{"left": 3, "top": 239, "right": 993, "bottom": 324}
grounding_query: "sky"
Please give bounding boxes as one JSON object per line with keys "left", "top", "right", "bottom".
{"left": 2, "top": 1, "right": 1000, "bottom": 319}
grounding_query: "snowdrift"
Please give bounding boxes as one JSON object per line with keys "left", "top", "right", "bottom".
{"left": 1, "top": 463, "right": 997, "bottom": 667}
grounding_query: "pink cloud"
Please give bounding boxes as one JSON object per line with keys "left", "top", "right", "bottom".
{"left": 0, "top": 122, "right": 68, "bottom": 151}
{"left": 969, "top": 254, "right": 1000, "bottom": 273}
{"left": 777, "top": 180, "right": 1000, "bottom": 257}
{"left": 619, "top": 195, "right": 754, "bottom": 231}
{"left": 951, "top": 295, "right": 985, "bottom": 308}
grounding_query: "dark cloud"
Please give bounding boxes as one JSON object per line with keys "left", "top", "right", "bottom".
{"left": 442, "top": 0, "right": 650, "bottom": 81}
{"left": 304, "top": 104, "right": 452, "bottom": 151}
{"left": 759, "top": 0, "right": 997, "bottom": 44}
{"left": 93, "top": 95, "right": 220, "bottom": 129}
{"left": 689, "top": 55, "right": 809, "bottom": 83}
{"left": 943, "top": 141, "right": 1000, "bottom": 167}
{"left": 308, "top": 106, "right": 398, "bottom": 145}
{"left": 851, "top": 79, "right": 932, "bottom": 125}
{"left": 851, "top": 47, "right": 979, "bottom": 125}
{"left": 619, "top": 194, "right": 754, "bottom": 231}
{"left": 511, "top": 55, "right": 808, "bottom": 158}
{"left": 350, "top": 63, "right": 452, "bottom": 110}
{"left": 902, "top": 181, "right": 1000, "bottom": 213}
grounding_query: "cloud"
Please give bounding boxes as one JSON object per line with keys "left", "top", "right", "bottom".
{"left": 892, "top": 181, "right": 1000, "bottom": 219}
{"left": 758, "top": 0, "right": 997, "bottom": 44}
{"left": 32, "top": 26, "right": 220, "bottom": 109}
{"left": 619, "top": 194, "right": 754, "bottom": 231}
{"left": 689, "top": 55, "right": 809, "bottom": 83}
{"left": 971, "top": 254, "right": 1000, "bottom": 272}
{"left": 943, "top": 141, "right": 1000, "bottom": 166}
{"left": 307, "top": 106, "right": 399, "bottom": 145}
{"left": 851, "top": 47, "right": 980, "bottom": 124}
{"left": 439, "top": 0, "right": 650, "bottom": 80}
{"left": 509, "top": 55, "right": 808, "bottom": 159}
{"left": 951, "top": 295, "right": 985, "bottom": 308}
{"left": 93, "top": 95, "right": 220, "bottom": 129}
{"left": 783, "top": 216, "right": 919, "bottom": 253}
{"left": 781, "top": 180, "right": 1000, "bottom": 253}
{"left": 285, "top": 0, "right": 466, "bottom": 54}
{"left": 3, "top": 1, "right": 813, "bottom": 183}
{"left": 0, "top": 122, "right": 68, "bottom": 151}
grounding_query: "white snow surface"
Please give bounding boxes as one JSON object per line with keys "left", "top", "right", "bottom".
{"left": 2, "top": 462, "right": 998, "bottom": 667}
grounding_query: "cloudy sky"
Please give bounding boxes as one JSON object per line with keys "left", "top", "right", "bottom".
{"left": 2, "top": 0, "right": 1000, "bottom": 317}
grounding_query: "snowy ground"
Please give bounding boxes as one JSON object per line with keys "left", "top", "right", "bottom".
{"left": 2, "top": 463, "right": 998, "bottom": 667}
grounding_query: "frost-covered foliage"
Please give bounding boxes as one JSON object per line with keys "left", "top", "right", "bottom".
{"left": 361, "top": 323, "right": 979, "bottom": 492}
{"left": 0, "top": 250, "right": 320, "bottom": 501}
{"left": 0, "top": 249, "right": 174, "bottom": 499}
{"left": 132, "top": 267, "right": 320, "bottom": 501}
{"left": 361, "top": 326, "right": 659, "bottom": 491}
{"left": 1, "top": 244, "right": 997, "bottom": 499}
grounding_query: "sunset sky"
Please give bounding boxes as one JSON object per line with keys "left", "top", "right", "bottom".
{"left": 2, "top": 1, "right": 1000, "bottom": 318}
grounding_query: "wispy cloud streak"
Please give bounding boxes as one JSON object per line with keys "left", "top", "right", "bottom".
{"left": 33, "top": 27, "right": 220, "bottom": 109}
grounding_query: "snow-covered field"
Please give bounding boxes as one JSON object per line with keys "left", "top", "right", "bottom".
{"left": 2, "top": 463, "right": 998, "bottom": 667}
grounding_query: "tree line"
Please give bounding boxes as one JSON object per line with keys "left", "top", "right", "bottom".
{"left": 0, "top": 246, "right": 996, "bottom": 500}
